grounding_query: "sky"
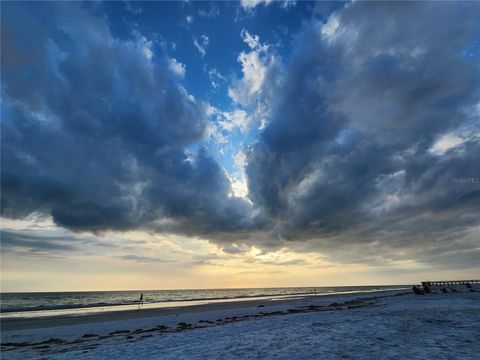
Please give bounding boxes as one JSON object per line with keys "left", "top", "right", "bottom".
{"left": 1, "top": 0, "right": 480, "bottom": 292}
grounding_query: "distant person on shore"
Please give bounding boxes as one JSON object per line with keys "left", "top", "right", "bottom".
{"left": 138, "top": 293, "right": 144, "bottom": 307}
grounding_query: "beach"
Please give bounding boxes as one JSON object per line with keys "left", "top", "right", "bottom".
{"left": 2, "top": 289, "right": 479, "bottom": 359}
{"left": 2, "top": 1, "right": 480, "bottom": 359}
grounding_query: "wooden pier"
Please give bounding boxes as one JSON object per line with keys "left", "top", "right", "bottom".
{"left": 411, "top": 280, "right": 479, "bottom": 295}
{"left": 422, "top": 280, "right": 480, "bottom": 287}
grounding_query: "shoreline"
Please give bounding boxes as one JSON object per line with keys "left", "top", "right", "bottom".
{"left": 0, "top": 286, "right": 408, "bottom": 321}
{"left": 0, "top": 286, "right": 407, "bottom": 316}
{"left": 1, "top": 288, "right": 406, "bottom": 333}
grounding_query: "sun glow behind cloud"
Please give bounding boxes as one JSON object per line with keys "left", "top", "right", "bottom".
{"left": 1, "top": 216, "right": 475, "bottom": 292}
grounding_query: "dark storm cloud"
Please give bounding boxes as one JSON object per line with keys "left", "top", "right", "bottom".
{"left": 1, "top": 2, "right": 253, "bottom": 235}
{"left": 245, "top": 1, "right": 480, "bottom": 262}
{"left": 1, "top": 1, "right": 479, "bottom": 268}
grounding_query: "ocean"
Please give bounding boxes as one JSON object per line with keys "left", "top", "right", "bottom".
{"left": 0, "top": 285, "right": 407, "bottom": 318}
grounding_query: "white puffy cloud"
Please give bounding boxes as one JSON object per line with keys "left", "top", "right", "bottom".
{"left": 321, "top": 14, "right": 340, "bottom": 41}
{"left": 230, "top": 177, "right": 249, "bottom": 199}
{"left": 241, "top": 29, "right": 268, "bottom": 52}
{"left": 228, "top": 30, "right": 282, "bottom": 130}
{"left": 235, "top": 150, "right": 247, "bottom": 169}
{"left": 228, "top": 31, "right": 270, "bottom": 106}
{"left": 240, "top": 0, "right": 272, "bottom": 10}
{"left": 168, "top": 58, "right": 186, "bottom": 78}
{"left": 205, "top": 121, "right": 228, "bottom": 145}
{"left": 219, "top": 109, "right": 252, "bottom": 133}
{"left": 240, "top": 0, "right": 295, "bottom": 10}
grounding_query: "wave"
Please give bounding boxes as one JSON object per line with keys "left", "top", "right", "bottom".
{"left": 1, "top": 286, "right": 406, "bottom": 314}
{"left": 0, "top": 290, "right": 325, "bottom": 313}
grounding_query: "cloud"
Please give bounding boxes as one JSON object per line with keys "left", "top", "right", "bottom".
{"left": 116, "top": 254, "right": 177, "bottom": 263}
{"left": 429, "top": 129, "right": 480, "bottom": 156}
{"left": 2, "top": 1, "right": 479, "bottom": 270}
{"left": 228, "top": 50, "right": 267, "bottom": 105}
{"left": 193, "top": 34, "right": 209, "bottom": 58}
{"left": 234, "top": 151, "right": 247, "bottom": 169}
{"left": 219, "top": 109, "right": 252, "bottom": 133}
{"left": 230, "top": 176, "right": 249, "bottom": 199}
{"left": 256, "top": 258, "right": 306, "bottom": 266}
{"left": 205, "top": 121, "right": 228, "bottom": 145}
{"left": 241, "top": 29, "right": 263, "bottom": 50}
{"left": 228, "top": 32, "right": 269, "bottom": 105}
{"left": 168, "top": 58, "right": 186, "bottom": 78}
{"left": 1, "top": 2, "right": 253, "bottom": 237}
{"left": 240, "top": 0, "right": 272, "bottom": 10}
{"left": 222, "top": 243, "right": 249, "bottom": 255}
{"left": 244, "top": 1, "right": 480, "bottom": 263}
{"left": 1, "top": 230, "right": 77, "bottom": 252}
{"left": 240, "top": 0, "right": 295, "bottom": 11}
{"left": 228, "top": 30, "right": 282, "bottom": 130}
{"left": 208, "top": 68, "right": 226, "bottom": 90}
{"left": 205, "top": 106, "right": 252, "bottom": 143}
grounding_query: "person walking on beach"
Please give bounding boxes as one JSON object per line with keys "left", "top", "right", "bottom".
{"left": 138, "top": 293, "right": 144, "bottom": 307}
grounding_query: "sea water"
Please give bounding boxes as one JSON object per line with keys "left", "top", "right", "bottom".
{"left": 0, "top": 285, "right": 408, "bottom": 318}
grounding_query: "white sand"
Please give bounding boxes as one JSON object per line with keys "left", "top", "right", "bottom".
{"left": 2, "top": 290, "right": 479, "bottom": 359}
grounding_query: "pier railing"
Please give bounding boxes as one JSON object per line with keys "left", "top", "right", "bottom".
{"left": 422, "top": 280, "right": 480, "bottom": 287}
